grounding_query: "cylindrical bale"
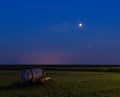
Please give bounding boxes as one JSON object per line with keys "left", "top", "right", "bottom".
{"left": 20, "top": 68, "right": 44, "bottom": 82}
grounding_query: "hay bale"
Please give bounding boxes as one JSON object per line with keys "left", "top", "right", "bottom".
{"left": 20, "top": 68, "right": 44, "bottom": 82}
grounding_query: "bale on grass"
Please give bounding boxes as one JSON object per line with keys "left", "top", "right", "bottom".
{"left": 20, "top": 68, "right": 44, "bottom": 82}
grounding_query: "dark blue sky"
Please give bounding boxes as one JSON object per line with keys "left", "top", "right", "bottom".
{"left": 0, "top": 0, "right": 120, "bottom": 64}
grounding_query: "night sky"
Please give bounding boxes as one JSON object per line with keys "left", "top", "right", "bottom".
{"left": 0, "top": 0, "right": 120, "bottom": 64}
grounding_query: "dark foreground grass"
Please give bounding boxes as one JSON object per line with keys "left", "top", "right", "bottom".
{"left": 0, "top": 70, "right": 120, "bottom": 97}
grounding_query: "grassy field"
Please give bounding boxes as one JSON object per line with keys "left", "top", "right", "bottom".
{"left": 0, "top": 70, "right": 120, "bottom": 97}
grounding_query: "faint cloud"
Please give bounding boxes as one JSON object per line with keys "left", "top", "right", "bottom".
{"left": 46, "top": 22, "right": 82, "bottom": 33}
{"left": 48, "top": 26, "right": 69, "bottom": 33}
{"left": 47, "top": 23, "right": 70, "bottom": 33}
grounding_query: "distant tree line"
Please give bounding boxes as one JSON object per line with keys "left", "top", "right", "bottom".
{"left": 0, "top": 65, "right": 120, "bottom": 73}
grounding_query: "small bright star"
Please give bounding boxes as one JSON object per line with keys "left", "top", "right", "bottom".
{"left": 88, "top": 46, "right": 91, "bottom": 49}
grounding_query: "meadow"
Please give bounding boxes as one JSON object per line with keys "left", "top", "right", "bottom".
{"left": 0, "top": 68, "right": 120, "bottom": 97}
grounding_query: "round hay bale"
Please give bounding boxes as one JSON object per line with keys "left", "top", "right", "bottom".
{"left": 20, "top": 68, "right": 44, "bottom": 82}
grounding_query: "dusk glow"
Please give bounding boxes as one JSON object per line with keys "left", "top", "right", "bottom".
{"left": 0, "top": 0, "right": 120, "bottom": 64}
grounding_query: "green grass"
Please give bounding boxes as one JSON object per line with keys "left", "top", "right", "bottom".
{"left": 0, "top": 70, "right": 120, "bottom": 97}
